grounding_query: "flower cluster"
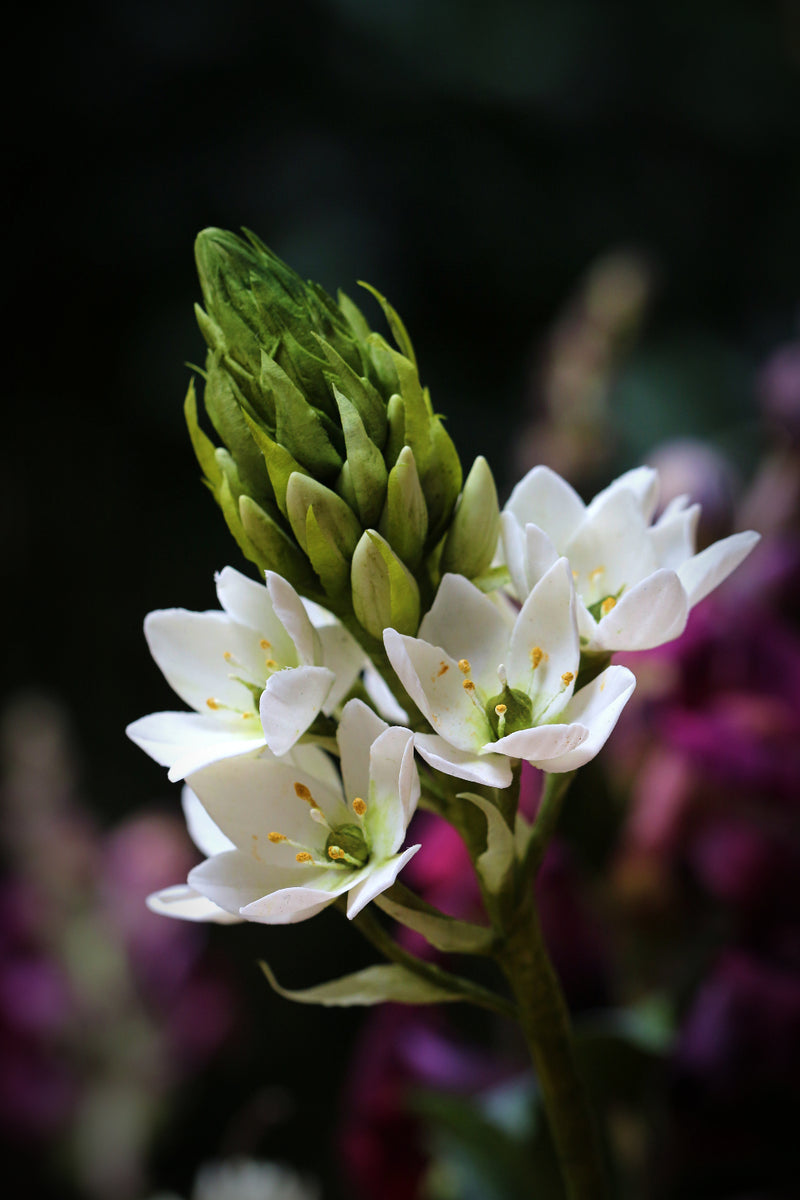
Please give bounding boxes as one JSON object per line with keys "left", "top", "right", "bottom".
{"left": 128, "top": 230, "right": 759, "bottom": 978}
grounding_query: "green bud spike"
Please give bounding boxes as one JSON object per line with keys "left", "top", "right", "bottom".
{"left": 440, "top": 456, "right": 500, "bottom": 579}
{"left": 242, "top": 412, "right": 309, "bottom": 518}
{"left": 313, "top": 334, "right": 387, "bottom": 447}
{"left": 379, "top": 446, "right": 428, "bottom": 571}
{"left": 351, "top": 530, "right": 420, "bottom": 638}
{"left": 333, "top": 387, "right": 388, "bottom": 528}
{"left": 286, "top": 474, "right": 362, "bottom": 560}
{"left": 273, "top": 379, "right": 343, "bottom": 481}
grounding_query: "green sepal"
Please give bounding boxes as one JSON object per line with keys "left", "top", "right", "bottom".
{"left": 273, "top": 381, "right": 343, "bottom": 481}
{"left": 336, "top": 288, "right": 371, "bottom": 342}
{"left": 305, "top": 505, "right": 351, "bottom": 600}
{"left": 215, "top": 452, "right": 262, "bottom": 570}
{"left": 458, "top": 792, "right": 516, "bottom": 895}
{"left": 313, "top": 334, "right": 387, "bottom": 447}
{"left": 259, "top": 959, "right": 462, "bottom": 1007}
{"left": 243, "top": 411, "right": 309, "bottom": 518}
{"left": 351, "top": 529, "right": 420, "bottom": 638}
{"left": 358, "top": 280, "right": 417, "bottom": 367}
{"left": 376, "top": 888, "right": 494, "bottom": 956}
{"left": 286, "top": 474, "right": 362, "bottom": 559}
{"left": 440, "top": 456, "right": 501, "bottom": 579}
{"left": 184, "top": 380, "right": 222, "bottom": 489}
{"left": 378, "top": 445, "right": 428, "bottom": 570}
{"left": 193, "top": 303, "right": 225, "bottom": 357}
{"left": 333, "top": 387, "right": 388, "bottom": 527}
{"left": 239, "top": 496, "right": 319, "bottom": 595}
{"left": 203, "top": 358, "right": 272, "bottom": 506}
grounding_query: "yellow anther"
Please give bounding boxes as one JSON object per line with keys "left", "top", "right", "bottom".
{"left": 530, "top": 647, "right": 544, "bottom": 669}
{"left": 458, "top": 659, "right": 471, "bottom": 675}
{"left": 294, "top": 782, "right": 316, "bottom": 806}
{"left": 589, "top": 566, "right": 605, "bottom": 583}
{"left": 463, "top": 679, "right": 476, "bottom": 692}
{"left": 295, "top": 851, "right": 313, "bottom": 863}
{"left": 265, "top": 658, "right": 278, "bottom": 668}
{"left": 437, "top": 661, "right": 449, "bottom": 677}
{"left": 206, "top": 697, "right": 221, "bottom": 710}
{"left": 259, "top": 639, "right": 272, "bottom": 650}
{"left": 352, "top": 797, "right": 367, "bottom": 817}
{"left": 600, "top": 596, "right": 617, "bottom": 616}
{"left": 223, "top": 651, "right": 234, "bottom": 662}
{"left": 561, "top": 672, "right": 575, "bottom": 686}
{"left": 242, "top": 711, "right": 254, "bottom": 719}
{"left": 268, "top": 832, "right": 287, "bottom": 843}
{"left": 327, "top": 846, "right": 345, "bottom": 860}
{"left": 495, "top": 703, "right": 507, "bottom": 716}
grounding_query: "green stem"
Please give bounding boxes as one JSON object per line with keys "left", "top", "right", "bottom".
{"left": 497, "top": 890, "right": 610, "bottom": 1200}
{"left": 523, "top": 770, "right": 576, "bottom": 878}
{"left": 350, "top": 905, "right": 516, "bottom": 1021}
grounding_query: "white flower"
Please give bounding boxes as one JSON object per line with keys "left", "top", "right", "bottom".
{"left": 127, "top": 567, "right": 365, "bottom": 779}
{"left": 501, "top": 465, "right": 760, "bottom": 652}
{"left": 146, "top": 700, "right": 421, "bottom": 925}
{"left": 384, "top": 561, "right": 636, "bottom": 787}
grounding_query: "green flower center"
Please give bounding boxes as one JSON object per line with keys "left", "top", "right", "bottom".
{"left": 325, "top": 823, "right": 370, "bottom": 868}
{"left": 486, "top": 686, "right": 533, "bottom": 738}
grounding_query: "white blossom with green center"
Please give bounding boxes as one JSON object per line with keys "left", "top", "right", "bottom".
{"left": 127, "top": 567, "right": 365, "bottom": 779}
{"left": 146, "top": 699, "right": 421, "bottom": 925}
{"left": 501, "top": 465, "right": 760, "bottom": 652}
{"left": 384, "top": 561, "right": 636, "bottom": 787}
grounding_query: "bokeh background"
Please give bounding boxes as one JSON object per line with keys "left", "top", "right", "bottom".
{"left": 5, "top": 2, "right": 800, "bottom": 1198}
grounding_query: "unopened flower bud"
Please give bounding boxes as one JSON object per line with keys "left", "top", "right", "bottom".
{"left": 440, "top": 455, "right": 500, "bottom": 579}
{"left": 351, "top": 530, "right": 420, "bottom": 638}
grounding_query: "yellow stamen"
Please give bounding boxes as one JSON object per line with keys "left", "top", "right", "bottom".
{"left": 294, "top": 782, "right": 317, "bottom": 807}
{"left": 242, "top": 711, "right": 254, "bottom": 719}
{"left": 206, "top": 697, "right": 221, "bottom": 710}
{"left": 223, "top": 651, "right": 234, "bottom": 662}
{"left": 259, "top": 639, "right": 272, "bottom": 650}
{"left": 495, "top": 703, "right": 507, "bottom": 716}
{"left": 265, "top": 658, "right": 278, "bottom": 668}
{"left": 589, "top": 566, "right": 605, "bottom": 583}
{"left": 463, "top": 679, "right": 476, "bottom": 693}
{"left": 268, "top": 832, "right": 287, "bottom": 843}
{"left": 458, "top": 659, "right": 471, "bottom": 675}
{"left": 600, "top": 596, "right": 617, "bottom": 616}
{"left": 561, "top": 672, "right": 575, "bottom": 686}
{"left": 327, "top": 846, "right": 345, "bottom": 861}
{"left": 530, "top": 647, "right": 544, "bottom": 669}
{"left": 352, "top": 797, "right": 367, "bottom": 817}
{"left": 295, "top": 851, "right": 313, "bottom": 863}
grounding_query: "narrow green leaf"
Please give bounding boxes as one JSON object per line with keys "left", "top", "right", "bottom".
{"left": 184, "top": 380, "right": 221, "bottom": 488}
{"left": 259, "top": 959, "right": 462, "bottom": 1006}
{"left": 376, "top": 891, "right": 494, "bottom": 956}
{"left": 458, "top": 792, "right": 516, "bottom": 894}
{"left": 358, "top": 280, "right": 417, "bottom": 367}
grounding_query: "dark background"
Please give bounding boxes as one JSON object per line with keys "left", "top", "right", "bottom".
{"left": 6, "top": 1, "right": 800, "bottom": 1195}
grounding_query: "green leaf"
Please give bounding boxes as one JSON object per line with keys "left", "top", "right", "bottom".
{"left": 259, "top": 959, "right": 462, "bottom": 1007}
{"left": 376, "top": 889, "right": 494, "bottom": 956}
{"left": 458, "top": 792, "right": 516, "bottom": 894}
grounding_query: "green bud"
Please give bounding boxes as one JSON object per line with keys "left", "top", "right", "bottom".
{"left": 351, "top": 530, "right": 420, "bottom": 638}
{"left": 440, "top": 456, "right": 500, "bottom": 579}
{"left": 286, "top": 474, "right": 362, "bottom": 561}
{"left": 243, "top": 411, "right": 309, "bottom": 518}
{"left": 325, "top": 823, "right": 370, "bottom": 868}
{"left": 333, "top": 387, "right": 388, "bottom": 527}
{"left": 238, "top": 496, "right": 319, "bottom": 596}
{"left": 379, "top": 446, "right": 428, "bottom": 571}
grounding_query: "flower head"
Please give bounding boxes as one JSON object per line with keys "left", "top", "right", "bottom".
{"left": 147, "top": 700, "right": 420, "bottom": 925}
{"left": 501, "top": 465, "right": 759, "bottom": 652}
{"left": 126, "top": 567, "right": 364, "bottom": 779}
{"left": 384, "top": 561, "right": 635, "bottom": 787}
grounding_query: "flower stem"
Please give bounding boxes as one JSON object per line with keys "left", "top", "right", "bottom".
{"left": 497, "top": 889, "right": 610, "bottom": 1200}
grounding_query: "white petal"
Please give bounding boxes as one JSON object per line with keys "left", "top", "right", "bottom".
{"left": 499, "top": 512, "right": 531, "bottom": 599}
{"left": 215, "top": 566, "right": 297, "bottom": 664}
{"left": 266, "top": 571, "right": 320, "bottom": 665}
{"left": 144, "top": 609, "right": 263, "bottom": 714}
{"left": 259, "top": 665, "right": 335, "bottom": 755}
{"left": 366, "top": 727, "right": 416, "bottom": 856}
{"left": 345, "top": 846, "right": 422, "bottom": 919}
{"left": 181, "top": 785, "right": 235, "bottom": 855}
{"left": 187, "top": 756, "right": 347, "bottom": 850}
{"left": 418, "top": 574, "right": 513, "bottom": 691}
{"left": 316, "top": 623, "right": 367, "bottom": 711}
{"left": 545, "top": 665, "right": 636, "bottom": 771}
{"left": 588, "top": 466, "right": 659, "bottom": 522}
{"left": 337, "top": 698, "right": 389, "bottom": 805}
{"left": 126, "top": 711, "right": 264, "bottom": 779}
{"left": 649, "top": 503, "right": 700, "bottom": 568}
{"left": 594, "top": 569, "right": 689, "bottom": 651}
{"left": 239, "top": 870, "right": 354, "bottom": 924}
{"left": 491, "top": 722, "right": 588, "bottom": 766}
{"left": 508, "top": 558, "right": 578, "bottom": 706}
{"left": 414, "top": 733, "right": 513, "bottom": 788}
{"left": 676, "top": 530, "right": 760, "bottom": 607}
{"left": 146, "top": 883, "right": 243, "bottom": 924}
{"left": 188, "top": 849, "right": 276, "bottom": 915}
{"left": 564, "top": 487, "right": 656, "bottom": 598}
{"left": 384, "top": 631, "right": 492, "bottom": 752}
{"left": 504, "top": 465, "right": 586, "bottom": 550}
{"left": 362, "top": 663, "right": 409, "bottom": 724}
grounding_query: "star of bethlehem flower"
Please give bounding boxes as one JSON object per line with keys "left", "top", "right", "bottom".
{"left": 501, "top": 465, "right": 760, "bottom": 653}
{"left": 146, "top": 699, "right": 421, "bottom": 924}
{"left": 126, "top": 567, "right": 365, "bottom": 780}
{"left": 384, "top": 559, "right": 636, "bottom": 788}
